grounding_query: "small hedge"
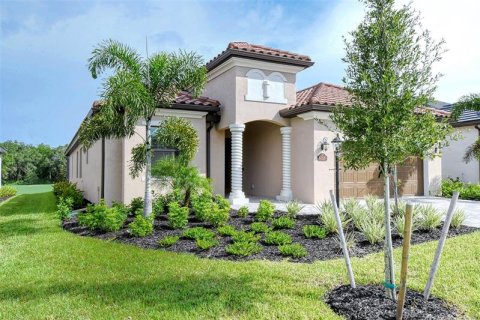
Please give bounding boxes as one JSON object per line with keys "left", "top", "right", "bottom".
{"left": 264, "top": 231, "right": 292, "bottom": 246}
{"left": 183, "top": 227, "right": 215, "bottom": 240}
{"left": 279, "top": 243, "right": 308, "bottom": 258}
{"left": 168, "top": 202, "right": 189, "bottom": 229}
{"left": 442, "top": 178, "right": 480, "bottom": 200}
{"left": 272, "top": 217, "right": 296, "bottom": 229}
{"left": 256, "top": 200, "right": 275, "bottom": 221}
{"left": 52, "top": 181, "right": 84, "bottom": 209}
{"left": 226, "top": 241, "right": 262, "bottom": 256}
{"left": 77, "top": 200, "right": 127, "bottom": 232}
{"left": 303, "top": 225, "right": 326, "bottom": 239}
{"left": 0, "top": 185, "right": 17, "bottom": 198}
{"left": 158, "top": 235, "right": 179, "bottom": 247}
{"left": 129, "top": 214, "right": 154, "bottom": 237}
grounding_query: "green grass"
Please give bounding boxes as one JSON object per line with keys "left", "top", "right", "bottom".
{"left": 0, "top": 192, "right": 479, "bottom": 319}
{"left": 9, "top": 184, "right": 52, "bottom": 195}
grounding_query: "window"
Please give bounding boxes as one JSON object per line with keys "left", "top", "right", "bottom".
{"left": 150, "top": 126, "right": 178, "bottom": 163}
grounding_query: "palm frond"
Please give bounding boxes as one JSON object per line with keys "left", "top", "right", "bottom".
{"left": 88, "top": 39, "right": 143, "bottom": 79}
{"left": 451, "top": 93, "right": 480, "bottom": 120}
{"left": 463, "top": 138, "right": 480, "bottom": 163}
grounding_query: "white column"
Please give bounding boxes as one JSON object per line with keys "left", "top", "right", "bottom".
{"left": 276, "top": 126, "right": 293, "bottom": 201}
{"left": 229, "top": 123, "right": 249, "bottom": 205}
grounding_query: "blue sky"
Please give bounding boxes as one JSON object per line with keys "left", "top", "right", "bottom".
{"left": 1, "top": 0, "right": 479, "bottom": 147}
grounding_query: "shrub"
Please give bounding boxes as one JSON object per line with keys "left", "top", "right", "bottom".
{"left": 129, "top": 215, "right": 154, "bottom": 237}
{"left": 195, "top": 238, "right": 219, "bottom": 250}
{"left": 167, "top": 202, "right": 189, "bottom": 229}
{"left": 152, "top": 197, "right": 165, "bottom": 217}
{"left": 77, "top": 200, "right": 127, "bottom": 232}
{"left": 442, "top": 178, "right": 480, "bottom": 200}
{"left": 285, "top": 200, "right": 305, "bottom": 219}
{"left": 250, "top": 222, "right": 271, "bottom": 234}
{"left": 215, "top": 194, "right": 231, "bottom": 211}
{"left": 365, "top": 194, "right": 381, "bottom": 211}
{"left": 191, "top": 192, "right": 213, "bottom": 221}
{"left": 418, "top": 204, "right": 442, "bottom": 231}
{"left": 358, "top": 218, "right": 384, "bottom": 244}
{"left": 450, "top": 209, "right": 466, "bottom": 229}
{"left": 56, "top": 197, "right": 73, "bottom": 221}
{"left": 237, "top": 206, "right": 249, "bottom": 218}
{"left": 231, "top": 231, "right": 260, "bottom": 243}
{"left": 256, "top": 199, "right": 275, "bottom": 221}
{"left": 158, "top": 235, "right": 179, "bottom": 247}
{"left": 316, "top": 201, "right": 346, "bottom": 234}
{"left": 53, "top": 181, "right": 84, "bottom": 209}
{"left": 264, "top": 231, "right": 292, "bottom": 246}
{"left": 278, "top": 243, "right": 308, "bottom": 258}
{"left": 128, "top": 197, "right": 144, "bottom": 215}
{"left": 334, "top": 231, "right": 356, "bottom": 251}
{"left": 206, "top": 202, "right": 230, "bottom": 227}
{"left": 342, "top": 198, "right": 361, "bottom": 216}
{"left": 0, "top": 185, "right": 17, "bottom": 198}
{"left": 226, "top": 241, "right": 262, "bottom": 256}
{"left": 272, "top": 216, "right": 296, "bottom": 229}
{"left": 303, "top": 225, "right": 327, "bottom": 239}
{"left": 183, "top": 227, "right": 215, "bottom": 240}
{"left": 217, "top": 225, "right": 237, "bottom": 236}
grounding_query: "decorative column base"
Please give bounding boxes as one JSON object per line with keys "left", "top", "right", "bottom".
{"left": 229, "top": 191, "right": 250, "bottom": 206}
{"left": 276, "top": 190, "right": 293, "bottom": 202}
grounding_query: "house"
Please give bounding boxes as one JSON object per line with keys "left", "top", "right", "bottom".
{"left": 432, "top": 102, "right": 480, "bottom": 183}
{"left": 65, "top": 42, "right": 446, "bottom": 206}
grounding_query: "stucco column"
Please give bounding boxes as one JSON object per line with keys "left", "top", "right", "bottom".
{"left": 276, "top": 126, "right": 293, "bottom": 201}
{"left": 229, "top": 123, "right": 249, "bottom": 205}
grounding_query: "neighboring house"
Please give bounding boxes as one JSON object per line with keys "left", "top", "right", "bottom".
{"left": 432, "top": 102, "right": 480, "bottom": 184}
{"left": 66, "top": 42, "right": 446, "bottom": 206}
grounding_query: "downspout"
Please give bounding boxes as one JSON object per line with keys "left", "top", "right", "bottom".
{"left": 206, "top": 111, "right": 221, "bottom": 178}
{"left": 101, "top": 137, "right": 105, "bottom": 199}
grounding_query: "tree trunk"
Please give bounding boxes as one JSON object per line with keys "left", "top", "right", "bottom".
{"left": 183, "top": 187, "right": 191, "bottom": 208}
{"left": 392, "top": 165, "right": 399, "bottom": 216}
{"left": 143, "top": 120, "right": 153, "bottom": 217}
{"left": 383, "top": 163, "right": 396, "bottom": 300}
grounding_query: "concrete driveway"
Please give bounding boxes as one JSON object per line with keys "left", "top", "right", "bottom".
{"left": 403, "top": 196, "right": 480, "bottom": 228}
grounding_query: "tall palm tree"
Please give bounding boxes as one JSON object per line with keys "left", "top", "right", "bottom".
{"left": 79, "top": 39, "right": 207, "bottom": 217}
{"left": 451, "top": 93, "right": 480, "bottom": 163}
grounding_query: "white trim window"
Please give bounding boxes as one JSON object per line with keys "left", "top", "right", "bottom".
{"left": 150, "top": 126, "right": 178, "bottom": 164}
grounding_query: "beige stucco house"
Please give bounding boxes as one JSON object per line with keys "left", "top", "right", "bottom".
{"left": 66, "top": 42, "right": 446, "bottom": 206}
{"left": 432, "top": 102, "right": 480, "bottom": 184}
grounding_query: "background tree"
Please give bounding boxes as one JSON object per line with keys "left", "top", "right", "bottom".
{"left": 451, "top": 93, "right": 480, "bottom": 162}
{"left": 331, "top": 0, "right": 451, "bottom": 299}
{"left": 79, "top": 40, "right": 207, "bottom": 217}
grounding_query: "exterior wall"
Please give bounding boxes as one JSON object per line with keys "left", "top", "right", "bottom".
{"left": 442, "top": 125, "right": 480, "bottom": 183}
{"left": 210, "top": 127, "right": 225, "bottom": 196}
{"left": 291, "top": 117, "right": 315, "bottom": 203}
{"left": 423, "top": 155, "right": 442, "bottom": 196}
{"left": 104, "top": 139, "right": 123, "bottom": 204}
{"left": 243, "top": 121, "right": 282, "bottom": 198}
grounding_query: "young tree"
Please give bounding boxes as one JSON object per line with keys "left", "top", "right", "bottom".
{"left": 331, "top": 0, "right": 452, "bottom": 299}
{"left": 451, "top": 93, "right": 480, "bottom": 162}
{"left": 79, "top": 40, "right": 207, "bottom": 217}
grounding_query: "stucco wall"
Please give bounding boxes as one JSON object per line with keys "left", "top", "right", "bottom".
{"left": 423, "top": 155, "right": 442, "bottom": 196}
{"left": 291, "top": 117, "right": 315, "bottom": 203}
{"left": 442, "top": 125, "right": 480, "bottom": 183}
{"left": 210, "top": 127, "right": 225, "bottom": 196}
{"left": 243, "top": 121, "right": 282, "bottom": 198}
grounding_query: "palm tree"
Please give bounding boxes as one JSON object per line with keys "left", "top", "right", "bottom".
{"left": 451, "top": 93, "right": 480, "bottom": 163}
{"left": 79, "top": 39, "right": 207, "bottom": 217}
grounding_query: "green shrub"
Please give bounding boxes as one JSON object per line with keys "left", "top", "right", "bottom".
{"left": 56, "top": 197, "right": 73, "bottom": 221}
{"left": 206, "top": 202, "right": 230, "bottom": 227}
{"left": 167, "top": 202, "right": 189, "bottom": 229}
{"left": 316, "top": 201, "right": 347, "bottom": 234}
{"left": 358, "top": 218, "right": 384, "bottom": 244}
{"left": 158, "top": 235, "right": 179, "bottom": 247}
{"left": 278, "top": 243, "right": 308, "bottom": 258}
{"left": 285, "top": 200, "right": 305, "bottom": 219}
{"left": 442, "top": 178, "right": 480, "bottom": 200}
{"left": 334, "top": 231, "right": 356, "bottom": 251}
{"left": 342, "top": 198, "right": 367, "bottom": 229}
{"left": 303, "top": 225, "right": 327, "bottom": 239}
{"left": 129, "top": 197, "right": 144, "bottom": 215}
{"left": 272, "top": 216, "right": 296, "bottom": 229}
{"left": 215, "top": 194, "right": 231, "bottom": 211}
{"left": 418, "top": 204, "right": 442, "bottom": 231}
{"left": 231, "top": 231, "right": 260, "bottom": 243}
{"left": 237, "top": 206, "right": 249, "bottom": 218}
{"left": 182, "top": 227, "right": 215, "bottom": 240}
{"left": 217, "top": 225, "right": 237, "bottom": 236}
{"left": 129, "top": 214, "right": 154, "bottom": 237}
{"left": 250, "top": 222, "right": 271, "bottom": 234}
{"left": 53, "top": 181, "right": 84, "bottom": 209}
{"left": 0, "top": 185, "right": 17, "bottom": 198}
{"left": 152, "top": 197, "right": 164, "bottom": 217}
{"left": 195, "top": 238, "right": 219, "bottom": 250}
{"left": 77, "top": 200, "right": 127, "bottom": 232}
{"left": 365, "top": 194, "right": 381, "bottom": 211}
{"left": 264, "top": 231, "right": 292, "bottom": 246}
{"left": 256, "top": 199, "right": 275, "bottom": 221}
{"left": 191, "top": 192, "right": 213, "bottom": 221}
{"left": 450, "top": 209, "right": 466, "bottom": 229}
{"left": 226, "top": 241, "right": 262, "bottom": 256}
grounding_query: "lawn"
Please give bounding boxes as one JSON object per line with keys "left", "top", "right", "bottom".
{"left": 10, "top": 184, "right": 52, "bottom": 195}
{"left": 0, "top": 191, "right": 479, "bottom": 319}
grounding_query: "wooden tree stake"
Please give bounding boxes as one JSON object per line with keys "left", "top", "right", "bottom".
{"left": 329, "top": 190, "right": 356, "bottom": 288}
{"left": 423, "top": 191, "right": 460, "bottom": 300}
{"left": 396, "top": 203, "right": 414, "bottom": 320}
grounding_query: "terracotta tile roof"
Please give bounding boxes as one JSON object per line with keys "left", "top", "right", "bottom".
{"left": 281, "top": 82, "right": 450, "bottom": 118}
{"left": 174, "top": 91, "right": 220, "bottom": 107}
{"left": 206, "top": 42, "right": 313, "bottom": 71}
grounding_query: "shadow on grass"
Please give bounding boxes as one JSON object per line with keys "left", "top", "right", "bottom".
{"left": 0, "top": 192, "right": 56, "bottom": 216}
{"left": 0, "top": 274, "right": 265, "bottom": 315}
{"left": 0, "top": 217, "right": 57, "bottom": 238}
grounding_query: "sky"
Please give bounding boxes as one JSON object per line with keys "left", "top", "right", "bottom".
{"left": 1, "top": 0, "right": 479, "bottom": 147}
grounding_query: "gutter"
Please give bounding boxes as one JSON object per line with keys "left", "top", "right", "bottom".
{"left": 101, "top": 138, "right": 105, "bottom": 198}
{"left": 205, "top": 111, "right": 221, "bottom": 178}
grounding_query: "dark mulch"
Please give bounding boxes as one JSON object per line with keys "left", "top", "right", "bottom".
{"left": 326, "top": 284, "right": 459, "bottom": 319}
{"left": 62, "top": 210, "right": 478, "bottom": 263}
{"left": 0, "top": 196, "right": 13, "bottom": 203}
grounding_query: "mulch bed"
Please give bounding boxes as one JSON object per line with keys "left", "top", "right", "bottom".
{"left": 62, "top": 209, "right": 478, "bottom": 263}
{"left": 0, "top": 196, "right": 13, "bottom": 203}
{"left": 326, "top": 284, "right": 459, "bottom": 319}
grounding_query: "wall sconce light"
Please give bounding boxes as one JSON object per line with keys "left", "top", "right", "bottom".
{"left": 320, "top": 137, "right": 330, "bottom": 152}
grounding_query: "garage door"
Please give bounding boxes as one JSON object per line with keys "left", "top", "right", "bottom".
{"left": 340, "top": 157, "right": 424, "bottom": 198}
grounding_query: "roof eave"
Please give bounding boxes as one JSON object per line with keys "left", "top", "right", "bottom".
{"left": 279, "top": 104, "right": 334, "bottom": 118}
